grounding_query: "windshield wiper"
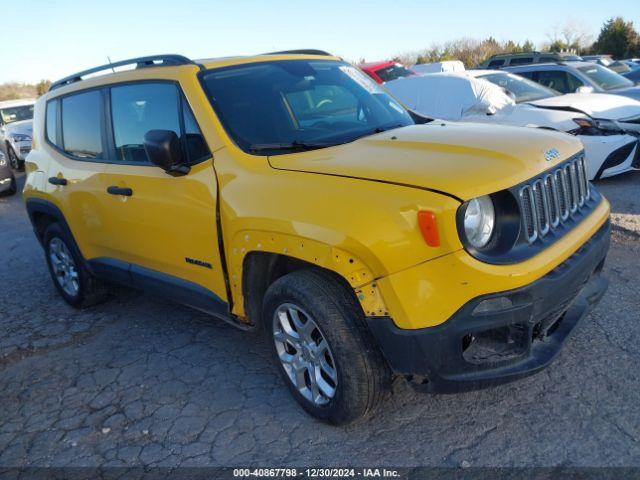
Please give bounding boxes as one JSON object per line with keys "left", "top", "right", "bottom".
{"left": 247, "top": 141, "right": 335, "bottom": 153}
{"left": 354, "top": 122, "right": 408, "bottom": 141}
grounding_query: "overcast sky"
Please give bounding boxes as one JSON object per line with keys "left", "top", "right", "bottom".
{"left": 3, "top": 0, "right": 639, "bottom": 83}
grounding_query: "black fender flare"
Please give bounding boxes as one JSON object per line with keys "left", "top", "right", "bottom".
{"left": 25, "top": 198, "right": 88, "bottom": 269}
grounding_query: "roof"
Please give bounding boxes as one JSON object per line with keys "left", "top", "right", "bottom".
{"left": 467, "top": 69, "right": 501, "bottom": 76}
{"left": 48, "top": 51, "right": 338, "bottom": 93}
{"left": 199, "top": 52, "right": 339, "bottom": 71}
{"left": 358, "top": 60, "right": 395, "bottom": 70}
{"left": 507, "top": 61, "right": 592, "bottom": 69}
{"left": 0, "top": 99, "right": 36, "bottom": 108}
{"left": 488, "top": 51, "right": 545, "bottom": 58}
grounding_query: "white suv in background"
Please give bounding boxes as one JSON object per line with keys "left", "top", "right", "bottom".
{"left": 0, "top": 99, "right": 35, "bottom": 170}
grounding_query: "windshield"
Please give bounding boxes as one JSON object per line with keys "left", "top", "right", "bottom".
{"left": 478, "top": 72, "right": 559, "bottom": 102}
{"left": 578, "top": 64, "right": 634, "bottom": 91}
{"left": 375, "top": 64, "right": 415, "bottom": 83}
{"left": 200, "top": 60, "right": 414, "bottom": 155}
{"left": 0, "top": 104, "right": 34, "bottom": 125}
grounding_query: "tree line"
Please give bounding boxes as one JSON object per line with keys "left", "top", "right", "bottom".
{"left": 392, "top": 16, "right": 639, "bottom": 67}
{"left": 0, "top": 80, "right": 50, "bottom": 102}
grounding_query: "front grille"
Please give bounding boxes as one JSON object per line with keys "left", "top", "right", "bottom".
{"left": 518, "top": 155, "right": 590, "bottom": 244}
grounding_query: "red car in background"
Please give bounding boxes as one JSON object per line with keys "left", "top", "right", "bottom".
{"left": 358, "top": 61, "right": 416, "bottom": 84}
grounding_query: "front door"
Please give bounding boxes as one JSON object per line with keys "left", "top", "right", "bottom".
{"left": 99, "top": 81, "right": 228, "bottom": 305}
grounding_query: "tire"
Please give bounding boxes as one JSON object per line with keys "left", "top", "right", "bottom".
{"left": 7, "top": 146, "right": 22, "bottom": 171}
{"left": 43, "top": 222, "right": 108, "bottom": 308}
{"left": 263, "top": 269, "right": 390, "bottom": 425}
{"left": 7, "top": 175, "right": 16, "bottom": 195}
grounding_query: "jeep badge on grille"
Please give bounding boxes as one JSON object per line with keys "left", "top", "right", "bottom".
{"left": 544, "top": 148, "right": 560, "bottom": 162}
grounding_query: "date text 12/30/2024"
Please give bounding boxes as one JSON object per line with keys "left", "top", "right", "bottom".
{"left": 233, "top": 468, "right": 401, "bottom": 478}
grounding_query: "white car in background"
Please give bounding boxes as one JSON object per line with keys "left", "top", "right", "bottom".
{"left": 411, "top": 60, "right": 465, "bottom": 74}
{"left": 0, "top": 99, "right": 35, "bottom": 170}
{"left": 385, "top": 70, "right": 640, "bottom": 179}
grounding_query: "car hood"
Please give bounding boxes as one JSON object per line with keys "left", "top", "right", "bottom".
{"left": 611, "top": 85, "right": 640, "bottom": 99}
{"left": 268, "top": 123, "right": 583, "bottom": 201}
{"left": 5, "top": 119, "right": 33, "bottom": 135}
{"left": 529, "top": 93, "right": 640, "bottom": 121}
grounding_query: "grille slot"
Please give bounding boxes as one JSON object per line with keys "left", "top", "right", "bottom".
{"left": 517, "top": 155, "right": 590, "bottom": 244}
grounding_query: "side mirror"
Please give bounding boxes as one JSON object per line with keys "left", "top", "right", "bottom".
{"left": 576, "top": 86, "right": 594, "bottom": 94}
{"left": 143, "top": 130, "right": 190, "bottom": 176}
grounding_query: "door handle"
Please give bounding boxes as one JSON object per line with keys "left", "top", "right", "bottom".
{"left": 48, "top": 177, "right": 68, "bottom": 186}
{"left": 107, "top": 186, "right": 133, "bottom": 196}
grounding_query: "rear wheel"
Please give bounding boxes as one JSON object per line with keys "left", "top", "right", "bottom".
{"left": 263, "top": 269, "right": 390, "bottom": 424}
{"left": 43, "top": 222, "right": 108, "bottom": 308}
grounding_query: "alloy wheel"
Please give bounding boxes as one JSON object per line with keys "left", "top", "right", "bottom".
{"left": 272, "top": 303, "right": 338, "bottom": 406}
{"left": 7, "top": 148, "right": 19, "bottom": 170}
{"left": 48, "top": 237, "right": 79, "bottom": 297}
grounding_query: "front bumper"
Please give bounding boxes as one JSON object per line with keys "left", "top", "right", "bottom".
{"left": 14, "top": 140, "right": 31, "bottom": 160}
{"left": 581, "top": 135, "right": 639, "bottom": 180}
{"left": 578, "top": 135, "right": 640, "bottom": 180}
{"left": 367, "top": 220, "right": 610, "bottom": 393}
{"left": 0, "top": 172, "right": 15, "bottom": 192}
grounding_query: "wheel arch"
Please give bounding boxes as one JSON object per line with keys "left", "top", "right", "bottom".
{"left": 230, "top": 230, "right": 389, "bottom": 326}
{"left": 25, "top": 198, "right": 87, "bottom": 267}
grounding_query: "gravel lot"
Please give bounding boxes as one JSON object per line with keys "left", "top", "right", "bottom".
{"left": 0, "top": 171, "right": 639, "bottom": 468}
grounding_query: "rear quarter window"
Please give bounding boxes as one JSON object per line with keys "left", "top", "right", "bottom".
{"left": 45, "top": 100, "right": 59, "bottom": 147}
{"left": 488, "top": 59, "right": 505, "bottom": 68}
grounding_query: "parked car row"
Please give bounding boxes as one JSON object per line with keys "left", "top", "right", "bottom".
{"left": 357, "top": 53, "right": 640, "bottom": 182}
{"left": 0, "top": 98, "right": 35, "bottom": 170}
{"left": 0, "top": 150, "right": 16, "bottom": 195}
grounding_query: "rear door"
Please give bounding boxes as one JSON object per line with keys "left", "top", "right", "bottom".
{"left": 44, "top": 89, "right": 111, "bottom": 261}
{"left": 99, "top": 81, "right": 228, "bottom": 304}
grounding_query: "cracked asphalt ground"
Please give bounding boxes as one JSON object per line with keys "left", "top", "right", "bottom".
{"left": 0, "top": 171, "right": 639, "bottom": 468}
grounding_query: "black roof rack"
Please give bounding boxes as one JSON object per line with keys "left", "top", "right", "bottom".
{"left": 49, "top": 54, "right": 199, "bottom": 92}
{"left": 262, "top": 49, "right": 332, "bottom": 56}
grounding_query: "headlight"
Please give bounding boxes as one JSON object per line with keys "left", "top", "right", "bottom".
{"left": 462, "top": 195, "right": 495, "bottom": 249}
{"left": 571, "top": 117, "right": 624, "bottom": 136}
{"left": 11, "top": 133, "right": 31, "bottom": 142}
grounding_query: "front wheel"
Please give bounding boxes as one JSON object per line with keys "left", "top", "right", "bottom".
{"left": 263, "top": 269, "right": 390, "bottom": 424}
{"left": 7, "top": 146, "right": 22, "bottom": 170}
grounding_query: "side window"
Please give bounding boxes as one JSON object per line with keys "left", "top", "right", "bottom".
{"left": 488, "top": 59, "right": 505, "bottom": 68}
{"left": 182, "top": 99, "right": 210, "bottom": 163}
{"left": 566, "top": 73, "right": 585, "bottom": 92}
{"left": 539, "top": 56, "right": 558, "bottom": 62}
{"left": 111, "top": 83, "right": 180, "bottom": 163}
{"left": 509, "top": 57, "right": 534, "bottom": 66}
{"left": 46, "top": 100, "right": 59, "bottom": 147}
{"left": 535, "top": 70, "right": 573, "bottom": 93}
{"left": 517, "top": 71, "right": 537, "bottom": 81}
{"left": 61, "top": 90, "right": 103, "bottom": 159}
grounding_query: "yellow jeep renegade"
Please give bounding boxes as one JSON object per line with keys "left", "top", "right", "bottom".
{"left": 24, "top": 51, "right": 610, "bottom": 424}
